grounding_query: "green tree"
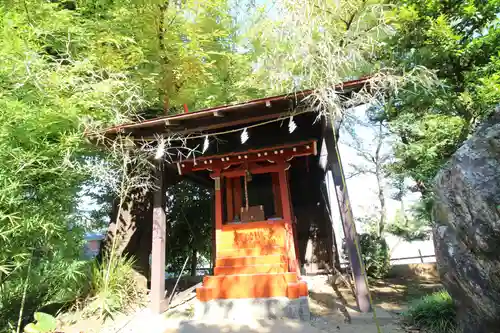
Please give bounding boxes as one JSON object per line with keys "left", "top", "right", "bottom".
{"left": 165, "top": 181, "right": 213, "bottom": 276}
{"left": 378, "top": 0, "right": 500, "bottom": 205}
{"left": 344, "top": 115, "right": 392, "bottom": 237}
{"left": 0, "top": 0, "right": 259, "bottom": 329}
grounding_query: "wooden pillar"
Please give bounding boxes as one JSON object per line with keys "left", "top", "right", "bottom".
{"left": 225, "top": 177, "right": 234, "bottom": 222}
{"left": 150, "top": 162, "right": 167, "bottom": 313}
{"left": 272, "top": 172, "right": 283, "bottom": 217}
{"left": 211, "top": 191, "right": 216, "bottom": 271}
{"left": 213, "top": 176, "right": 223, "bottom": 258}
{"left": 233, "top": 178, "right": 242, "bottom": 219}
{"left": 278, "top": 165, "right": 298, "bottom": 273}
{"left": 278, "top": 168, "right": 292, "bottom": 222}
{"left": 325, "top": 117, "right": 372, "bottom": 313}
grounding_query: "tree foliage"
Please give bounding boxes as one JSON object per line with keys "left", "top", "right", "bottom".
{"left": 0, "top": 0, "right": 259, "bottom": 329}
{"left": 343, "top": 233, "right": 391, "bottom": 279}
{"left": 165, "top": 181, "right": 213, "bottom": 274}
{"left": 379, "top": 0, "right": 500, "bottom": 201}
{"left": 0, "top": 0, "right": 498, "bottom": 329}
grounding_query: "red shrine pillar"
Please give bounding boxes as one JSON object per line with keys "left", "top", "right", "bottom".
{"left": 278, "top": 164, "right": 300, "bottom": 274}
{"left": 213, "top": 175, "right": 223, "bottom": 257}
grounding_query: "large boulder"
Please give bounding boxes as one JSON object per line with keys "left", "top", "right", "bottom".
{"left": 433, "top": 110, "right": 500, "bottom": 333}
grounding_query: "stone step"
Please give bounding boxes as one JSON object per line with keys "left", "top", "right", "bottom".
{"left": 214, "top": 263, "right": 287, "bottom": 275}
{"left": 216, "top": 254, "right": 286, "bottom": 267}
{"left": 193, "top": 296, "right": 310, "bottom": 321}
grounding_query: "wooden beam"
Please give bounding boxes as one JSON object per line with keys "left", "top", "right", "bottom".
{"left": 150, "top": 162, "right": 168, "bottom": 313}
{"left": 180, "top": 140, "right": 316, "bottom": 173}
{"left": 324, "top": 116, "right": 372, "bottom": 313}
{"left": 216, "top": 162, "right": 289, "bottom": 178}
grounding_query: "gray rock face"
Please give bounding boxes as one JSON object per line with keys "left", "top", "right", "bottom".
{"left": 433, "top": 110, "right": 500, "bottom": 333}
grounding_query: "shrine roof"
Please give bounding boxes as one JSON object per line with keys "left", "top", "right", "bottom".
{"left": 102, "top": 77, "right": 369, "bottom": 137}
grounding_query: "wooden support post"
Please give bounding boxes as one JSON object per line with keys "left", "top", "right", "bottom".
{"left": 278, "top": 168, "right": 292, "bottom": 223}
{"left": 211, "top": 191, "right": 216, "bottom": 271}
{"left": 324, "top": 117, "right": 372, "bottom": 313}
{"left": 213, "top": 176, "right": 223, "bottom": 259}
{"left": 225, "top": 177, "right": 234, "bottom": 222}
{"left": 233, "top": 177, "right": 242, "bottom": 219}
{"left": 279, "top": 166, "right": 299, "bottom": 274}
{"left": 272, "top": 172, "right": 283, "bottom": 217}
{"left": 150, "top": 162, "right": 168, "bottom": 313}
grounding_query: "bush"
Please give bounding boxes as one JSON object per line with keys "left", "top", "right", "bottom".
{"left": 83, "top": 255, "right": 145, "bottom": 319}
{"left": 343, "top": 233, "right": 391, "bottom": 279}
{"left": 358, "top": 233, "right": 391, "bottom": 279}
{"left": 386, "top": 209, "right": 431, "bottom": 242}
{"left": 0, "top": 248, "right": 90, "bottom": 332}
{"left": 403, "top": 290, "right": 456, "bottom": 333}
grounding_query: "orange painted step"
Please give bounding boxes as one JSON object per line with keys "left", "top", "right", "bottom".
{"left": 203, "top": 272, "right": 298, "bottom": 286}
{"left": 286, "top": 281, "right": 308, "bottom": 298}
{"left": 217, "top": 226, "right": 286, "bottom": 244}
{"left": 202, "top": 273, "right": 299, "bottom": 299}
{"left": 209, "top": 281, "right": 287, "bottom": 299}
{"left": 216, "top": 239, "right": 286, "bottom": 251}
{"left": 299, "top": 280, "right": 308, "bottom": 297}
{"left": 287, "top": 283, "right": 300, "bottom": 299}
{"left": 196, "top": 278, "right": 307, "bottom": 302}
{"left": 217, "top": 246, "right": 285, "bottom": 258}
{"left": 196, "top": 286, "right": 214, "bottom": 302}
{"left": 214, "top": 263, "right": 287, "bottom": 275}
{"left": 216, "top": 254, "right": 286, "bottom": 267}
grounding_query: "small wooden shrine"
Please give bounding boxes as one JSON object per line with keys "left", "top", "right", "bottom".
{"left": 102, "top": 78, "right": 372, "bottom": 319}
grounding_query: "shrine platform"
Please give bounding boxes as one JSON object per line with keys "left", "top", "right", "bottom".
{"left": 194, "top": 220, "right": 309, "bottom": 320}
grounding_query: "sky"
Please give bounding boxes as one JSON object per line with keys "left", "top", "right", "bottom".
{"left": 338, "top": 104, "right": 421, "bottom": 231}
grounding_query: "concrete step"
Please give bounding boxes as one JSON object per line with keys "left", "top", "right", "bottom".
{"left": 193, "top": 297, "right": 310, "bottom": 321}
{"left": 216, "top": 254, "right": 286, "bottom": 267}
{"left": 214, "top": 263, "right": 287, "bottom": 275}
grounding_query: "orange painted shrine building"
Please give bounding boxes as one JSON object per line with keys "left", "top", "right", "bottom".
{"left": 102, "top": 78, "right": 373, "bottom": 319}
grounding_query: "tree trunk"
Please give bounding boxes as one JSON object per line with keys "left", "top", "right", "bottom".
{"left": 374, "top": 122, "right": 386, "bottom": 237}
{"left": 375, "top": 168, "right": 386, "bottom": 236}
{"left": 99, "top": 166, "right": 181, "bottom": 289}
{"left": 400, "top": 197, "right": 406, "bottom": 223}
{"left": 190, "top": 247, "right": 197, "bottom": 276}
{"left": 101, "top": 187, "right": 153, "bottom": 289}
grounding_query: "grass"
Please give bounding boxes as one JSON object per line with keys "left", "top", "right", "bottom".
{"left": 82, "top": 255, "right": 144, "bottom": 320}
{"left": 403, "top": 290, "right": 456, "bottom": 333}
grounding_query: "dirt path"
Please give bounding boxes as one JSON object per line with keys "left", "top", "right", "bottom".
{"left": 60, "top": 274, "right": 440, "bottom": 333}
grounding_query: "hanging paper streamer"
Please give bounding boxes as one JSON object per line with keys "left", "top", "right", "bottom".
{"left": 288, "top": 116, "right": 297, "bottom": 133}
{"left": 155, "top": 138, "right": 165, "bottom": 160}
{"left": 202, "top": 135, "right": 209, "bottom": 153}
{"left": 241, "top": 128, "right": 249, "bottom": 143}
